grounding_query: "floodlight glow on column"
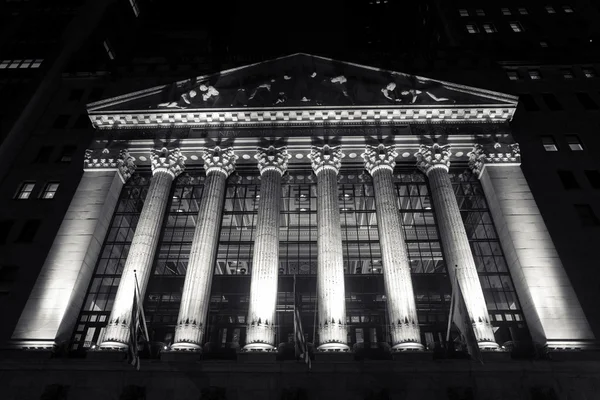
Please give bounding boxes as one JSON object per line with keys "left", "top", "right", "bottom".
{"left": 171, "top": 147, "right": 237, "bottom": 351}
{"left": 308, "top": 145, "right": 350, "bottom": 352}
{"left": 362, "top": 144, "right": 424, "bottom": 351}
{"left": 244, "top": 146, "right": 291, "bottom": 351}
{"left": 415, "top": 143, "right": 498, "bottom": 350}
{"left": 100, "top": 147, "right": 186, "bottom": 349}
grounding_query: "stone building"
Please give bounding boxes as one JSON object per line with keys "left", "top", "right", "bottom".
{"left": 2, "top": 53, "right": 599, "bottom": 400}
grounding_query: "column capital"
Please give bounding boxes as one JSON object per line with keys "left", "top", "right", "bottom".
{"left": 151, "top": 147, "right": 186, "bottom": 178}
{"left": 308, "top": 145, "right": 344, "bottom": 175}
{"left": 415, "top": 143, "right": 452, "bottom": 175}
{"left": 202, "top": 146, "right": 237, "bottom": 176}
{"left": 468, "top": 143, "right": 521, "bottom": 177}
{"left": 84, "top": 148, "right": 137, "bottom": 182}
{"left": 255, "top": 146, "right": 291, "bottom": 176}
{"left": 362, "top": 144, "right": 398, "bottom": 175}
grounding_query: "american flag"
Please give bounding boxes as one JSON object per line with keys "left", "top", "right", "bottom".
{"left": 127, "top": 272, "right": 149, "bottom": 370}
{"left": 293, "top": 275, "right": 311, "bottom": 369}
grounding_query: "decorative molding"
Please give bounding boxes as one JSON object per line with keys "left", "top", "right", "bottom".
{"left": 415, "top": 143, "right": 452, "bottom": 175}
{"left": 308, "top": 145, "right": 344, "bottom": 175}
{"left": 150, "top": 147, "right": 186, "bottom": 178}
{"left": 255, "top": 146, "right": 291, "bottom": 175}
{"left": 88, "top": 106, "right": 515, "bottom": 129}
{"left": 84, "top": 148, "right": 137, "bottom": 182}
{"left": 467, "top": 142, "right": 521, "bottom": 177}
{"left": 362, "top": 144, "right": 398, "bottom": 175}
{"left": 201, "top": 146, "right": 237, "bottom": 176}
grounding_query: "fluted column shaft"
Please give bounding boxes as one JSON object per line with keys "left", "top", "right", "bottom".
{"left": 245, "top": 146, "right": 290, "bottom": 351}
{"left": 101, "top": 148, "right": 185, "bottom": 348}
{"left": 371, "top": 168, "right": 423, "bottom": 350}
{"left": 309, "top": 145, "right": 349, "bottom": 352}
{"left": 363, "top": 144, "right": 423, "bottom": 351}
{"left": 245, "top": 169, "right": 283, "bottom": 349}
{"left": 426, "top": 166, "right": 496, "bottom": 346}
{"left": 172, "top": 173, "right": 228, "bottom": 349}
{"left": 172, "top": 147, "right": 236, "bottom": 350}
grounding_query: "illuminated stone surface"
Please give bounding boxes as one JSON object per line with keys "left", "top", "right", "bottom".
{"left": 172, "top": 147, "right": 236, "bottom": 351}
{"left": 11, "top": 148, "right": 135, "bottom": 348}
{"left": 416, "top": 144, "right": 498, "bottom": 349}
{"left": 101, "top": 148, "right": 185, "bottom": 348}
{"left": 469, "top": 144, "right": 595, "bottom": 347}
{"left": 245, "top": 146, "right": 291, "bottom": 351}
{"left": 362, "top": 144, "right": 423, "bottom": 350}
{"left": 308, "top": 145, "right": 349, "bottom": 351}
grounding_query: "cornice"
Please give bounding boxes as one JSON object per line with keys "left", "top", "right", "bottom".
{"left": 87, "top": 105, "right": 515, "bottom": 129}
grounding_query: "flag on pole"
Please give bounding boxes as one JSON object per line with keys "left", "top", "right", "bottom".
{"left": 293, "top": 275, "right": 311, "bottom": 370}
{"left": 127, "top": 271, "right": 150, "bottom": 370}
{"left": 446, "top": 265, "right": 483, "bottom": 363}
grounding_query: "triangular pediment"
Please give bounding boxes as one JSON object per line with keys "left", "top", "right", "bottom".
{"left": 87, "top": 53, "right": 517, "bottom": 128}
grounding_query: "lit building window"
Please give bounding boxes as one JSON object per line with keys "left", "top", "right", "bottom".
{"left": 466, "top": 24, "right": 479, "bottom": 34}
{"left": 510, "top": 22, "right": 523, "bottom": 32}
{"left": 582, "top": 68, "right": 596, "bottom": 78}
{"left": 483, "top": 24, "right": 496, "bottom": 33}
{"left": 40, "top": 182, "right": 60, "bottom": 199}
{"left": 0, "top": 59, "right": 43, "bottom": 69}
{"left": 541, "top": 136, "right": 559, "bottom": 151}
{"left": 501, "top": 8, "right": 511, "bottom": 15}
{"left": 529, "top": 70, "right": 542, "bottom": 80}
{"left": 459, "top": 9, "right": 469, "bottom": 17}
{"left": 507, "top": 71, "right": 519, "bottom": 80}
{"left": 476, "top": 9, "right": 485, "bottom": 16}
{"left": 540, "top": 41, "right": 549, "bottom": 48}
{"left": 563, "top": 5, "right": 574, "bottom": 13}
{"left": 128, "top": 0, "right": 140, "bottom": 17}
{"left": 565, "top": 135, "right": 584, "bottom": 151}
{"left": 518, "top": 7, "right": 528, "bottom": 15}
{"left": 103, "top": 40, "right": 115, "bottom": 60}
{"left": 15, "top": 182, "right": 36, "bottom": 199}
{"left": 545, "top": 5, "right": 556, "bottom": 13}
{"left": 562, "top": 69, "right": 574, "bottom": 79}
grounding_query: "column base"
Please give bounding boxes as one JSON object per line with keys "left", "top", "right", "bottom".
{"left": 99, "top": 341, "right": 128, "bottom": 350}
{"left": 243, "top": 343, "right": 276, "bottom": 352}
{"left": 317, "top": 342, "right": 350, "bottom": 352}
{"left": 170, "top": 342, "right": 202, "bottom": 352}
{"left": 392, "top": 342, "right": 425, "bottom": 352}
{"left": 478, "top": 341, "right": 500, "bottom": 350}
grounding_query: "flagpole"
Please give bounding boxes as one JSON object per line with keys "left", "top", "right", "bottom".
{"left": 134, "top": 270, "right": 150, "bottom": 343}
{"left": 293, "top": 274, "right": 297, "bottom": 358}
{"left": 445, "top": 265, "right": 458, "bottom": 344}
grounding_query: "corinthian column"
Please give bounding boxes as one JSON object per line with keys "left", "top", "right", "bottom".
{"left": 308, "top": 145, "right": 349, "bottom": 352}
{"left": 172, "top": 147, "right": 237, "bottom": 351}
{"left": 100, "top": 147, "right": 186, "bottom": 349}
{"left": 244, "top": 146, "right": 291, "bottom": 351}
{"left": 362, "top": 144, "right": 423, "bottom": 351}
{"left": 415, "top": 144, "right": 498, "bottom": 349}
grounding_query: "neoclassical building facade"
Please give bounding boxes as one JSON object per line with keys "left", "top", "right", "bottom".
{"left": 10, "top": 54, "right": 594, "bottom": 356}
